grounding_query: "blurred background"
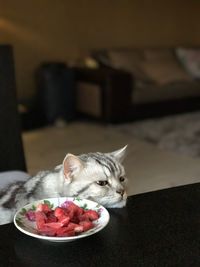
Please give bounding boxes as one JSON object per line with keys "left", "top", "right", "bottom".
{"left": 1, "top": 0, "right": 200, "bottom": 195}
{"left": 0, "top": 1, "right": 199, "bottom": 100}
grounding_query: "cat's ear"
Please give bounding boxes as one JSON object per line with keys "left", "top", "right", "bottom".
{"left": 63, "top": 154, "right": 84, "bottom": 181}
{"left": 108, "top": 145, "right": 128, "bottom": 163}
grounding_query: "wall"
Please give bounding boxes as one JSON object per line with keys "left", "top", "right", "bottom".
{"left": 0, "top": 0, "right": 200, "bottom": 99}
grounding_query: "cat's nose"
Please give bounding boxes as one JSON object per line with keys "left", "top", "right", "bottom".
{"left": 116, "top": 189, "right": 125, "bottom": 196}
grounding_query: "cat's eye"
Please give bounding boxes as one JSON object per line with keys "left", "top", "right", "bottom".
{"left": 96, "top": 180, "right": 108, "bottom": 186}
{"left": 119, "top": 176, "right": 125, "bottom": 182}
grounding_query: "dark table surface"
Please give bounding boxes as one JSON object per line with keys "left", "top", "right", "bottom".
{"left": 1, "top": 183, "right": 200, "bottom": 267}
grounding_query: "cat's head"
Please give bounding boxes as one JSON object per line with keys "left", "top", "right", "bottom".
{"left": 62, "top": 145, "right": 128, "bottom": 208}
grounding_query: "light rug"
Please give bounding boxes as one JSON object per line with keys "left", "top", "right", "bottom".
{"left": 115, "top": 111, "right": 200, "bottom": 158}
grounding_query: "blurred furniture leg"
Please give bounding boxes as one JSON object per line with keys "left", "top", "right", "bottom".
{"left": 0, "top": 45, "right": 26, "bottom": 172}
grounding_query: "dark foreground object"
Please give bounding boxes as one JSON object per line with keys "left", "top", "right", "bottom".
{"left": 1, "top": 183, "right": 200, "bottom": 267}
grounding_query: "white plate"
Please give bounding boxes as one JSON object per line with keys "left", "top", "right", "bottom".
{"left": 14, "top": 197, "right": 110, "bottom": 242}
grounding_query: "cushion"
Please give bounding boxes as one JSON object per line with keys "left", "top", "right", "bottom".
{"left": 140, "top": 48, "right": 192, "bottom": 85}
{"left": 176, "top": 48, "right": 200, "bottom": 79}
{"left": 140, "top": 59, "right": 192, "bottom": 85}
{"left": 107, "top": 49, "right": 152, "bottom": 82}
{"left": 143, "top": 48, "right": 175, "bottom": 61}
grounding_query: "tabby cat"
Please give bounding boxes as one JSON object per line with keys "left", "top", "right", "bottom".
{"left": 0, "top": 146, "right": 128, "bottom": 225}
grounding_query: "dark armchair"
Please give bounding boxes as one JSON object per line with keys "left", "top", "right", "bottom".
{"left": 74, "top": 67, "right": 133, "bottom": 123}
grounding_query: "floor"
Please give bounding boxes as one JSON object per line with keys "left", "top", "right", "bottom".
{"left": 22, "top": 121, "right": 200, "bottom": 197}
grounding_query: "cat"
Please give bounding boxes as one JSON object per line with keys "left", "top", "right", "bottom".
{"left": 0, "top": 146, "right": 128, "bottom": 225}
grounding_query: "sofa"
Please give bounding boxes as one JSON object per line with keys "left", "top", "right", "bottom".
{"left": 74, "top": 47, "right": 200, "bottom": 123}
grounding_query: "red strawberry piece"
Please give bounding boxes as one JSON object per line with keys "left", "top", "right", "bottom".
{"left": 37, "top": 225, "right": 57, "bottom": 236}
{"left": 67, "top": 209, "right": 75, "bottom": 220}
{"left": 74, "top": 224, "right": 84, "bottom": 233}
{"left": 64, "top": 202, "right": 80, "bottom": 214}
{"left": 55, "top": 223, "right": 80, "bottom": 237}
{"left": 35, "top": 211, "right": 47, "bottom": 230}
{"left": 79, "top": 220, "right": 94, "bottom": 231}
{"left": 58, "top": 215, "right": 70, "bottom": 226}
{"left": 60, "top": 200, "right": 73, "bottom": 209}
{"left": 44, "top": 222, "right": 63, "bottom": 229}
{"left": 35, "top": 202, "right": 98, "bottom": 237}
{"left": 46, "top": 211, "right": 57, "bottom": 223}
{"left": 66, "top": 222, "right": 80, "bottom": 231}
{"left": 78, "top": 213, "right": 88, "bottom": 222}
{"left": 84, "top": 210, "right": 99, "bottom": 221}
{"left": 54, "top": 207, "right": 65, "bottom": 218}
{"left": 36, "top": 203, "right": 51, "bottom": 213}
{"left": 63, "top": 222, "right": 82, "bottom": 232}
{"left": 76, "top": 206, "right": 84, "bottom": 216}
{"left": 56, "top": 227, "right": 75, "bottom": 237}
{"left": 67, "top": 203, "right": 84, "bottom": 221}
{"left": 69, "top": 223, "right": 84, "bottom": 233}
{"left": 70, "top": 216, "right": 79, "bottom": 224}
{"left": 60, "top": 200, "right": 81, "bottom": 210}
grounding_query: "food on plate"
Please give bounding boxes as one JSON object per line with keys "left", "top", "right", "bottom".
{"left": 25, "top": 200, "right": 99, "bottom": 237}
